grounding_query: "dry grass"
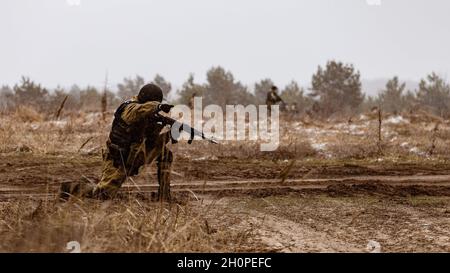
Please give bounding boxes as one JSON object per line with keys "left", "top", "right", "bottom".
{"left": 1, "top": 108, "right": 450, "bottom": 252}
{"left": 14, "top": 105, "right": 44, "bottom": 123}
{"left": 1, "top": 107, "right": 450, "bottom": 160}
{"left": 0, "top": 197, "right": 254, "bottom": 253}
{"left": 0, "top": 111, "right": 107, "bottom": 154}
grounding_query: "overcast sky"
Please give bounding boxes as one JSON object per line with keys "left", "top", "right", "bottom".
{"left": 2, "top": 0, "right": 450, "bottom": 92}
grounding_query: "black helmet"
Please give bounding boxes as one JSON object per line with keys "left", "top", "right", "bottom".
{"left": 271, "top": 85, "right": 278, "bottom": 91}
{"left": 138, "top": 83, "right": 163, "bottom": 103}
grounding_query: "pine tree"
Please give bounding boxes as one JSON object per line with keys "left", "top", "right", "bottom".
{"left": 310, "top": 61, "right": 364, "bottom": 117}
{"left": 378, "top": 76, "right": 406, "bottom": 114}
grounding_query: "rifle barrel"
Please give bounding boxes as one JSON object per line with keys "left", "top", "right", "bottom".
{"left": 157, "top": 113, "right": 218, "bottom": 144}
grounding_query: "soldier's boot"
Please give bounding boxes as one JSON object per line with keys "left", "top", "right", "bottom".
{"left": 91, "top": 185, "right": 120, "bottom": 200}
{"left": 59, "top": 178, "right": 96, "bottom": 201}
{"left": 156, "top": 150, "right": 173, "bottom": 202}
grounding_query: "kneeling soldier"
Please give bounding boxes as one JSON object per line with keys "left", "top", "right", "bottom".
{"left": 60, "top": 83, "right": 174, "bottom": 201}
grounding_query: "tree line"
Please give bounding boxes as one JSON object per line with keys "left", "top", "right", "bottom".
{"left": 1, "top": 60, "right": 450, "bottom": 119}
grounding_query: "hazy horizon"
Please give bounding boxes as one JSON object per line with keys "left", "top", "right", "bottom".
{"left": 2, "top": 0, "right": 449, "bottom": 94}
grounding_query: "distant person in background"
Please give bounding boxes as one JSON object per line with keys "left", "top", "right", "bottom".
{"left": 266, "top": 85, "right": 284, "bottom": 115}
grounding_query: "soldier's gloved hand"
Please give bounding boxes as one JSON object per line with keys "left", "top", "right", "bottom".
{"left": 158, "top": 103, "right": 174, "bottom": 113}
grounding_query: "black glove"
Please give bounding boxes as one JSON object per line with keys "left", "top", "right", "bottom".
{"left": 158, "top": 103, "right": 174, "bottom": 113}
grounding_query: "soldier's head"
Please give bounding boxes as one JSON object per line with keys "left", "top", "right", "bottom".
{"left": 271, "top": 85, "right": 278, "bottom": 92}
{"left": 137, "top": 83, "right": 163, "bottom": 103}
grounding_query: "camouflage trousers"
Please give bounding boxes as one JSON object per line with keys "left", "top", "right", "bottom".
{"left": 266, "top": 102, "right": 274, "bottom": 116}
{"left": 93, "top": 132, "right": 173, "bottom": 201}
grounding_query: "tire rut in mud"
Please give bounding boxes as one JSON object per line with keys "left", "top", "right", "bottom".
{"left": 2, "top": 175, "right": 450, "bottom": 201}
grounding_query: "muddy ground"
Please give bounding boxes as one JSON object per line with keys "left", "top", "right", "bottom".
{"left": 0, "top": 152, "right": 449, "bottom": 252}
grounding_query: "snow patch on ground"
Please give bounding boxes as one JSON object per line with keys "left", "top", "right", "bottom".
{"left": 409, "top": 147, "right": 424, "bottom": 155}
{"left": 49, "top": 120, "right": 68, "bottom": 128}
{"left": 193, "top": 155, "right": 219, "bottom": 161}
{"left": 385, "top": 116, "right": 409, "bottom": 124}
{"left": 30, "top": 123, "right": 40, "bottom": 130}
{"left": 311, "top": 143, "right": 327, "bottom": 151}
{"left": 82, "top": 114, "right": 99, "bottom": 126}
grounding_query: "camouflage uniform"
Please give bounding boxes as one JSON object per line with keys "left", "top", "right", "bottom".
{"left": 93, "top": 97, "right": 173, "bottom": 200}
{"left": 60, "top": 95, "right": 174, "bottom": 201}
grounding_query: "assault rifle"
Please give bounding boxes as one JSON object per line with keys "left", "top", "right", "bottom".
{"left": 153, "top": 112, "right": 218, "bottom": 145}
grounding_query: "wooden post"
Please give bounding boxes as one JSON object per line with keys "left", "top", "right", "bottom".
{"left": 55, "top": 95, "right": 68, "bottom": 120}
{"left": 428, "top": 122, "right": 439, "bottom": 156}
{"left": 377, "top": 108, "right": 383, "bottom": 155}
{"left": 101, "top": 72, "right": 108, "bottom": 122}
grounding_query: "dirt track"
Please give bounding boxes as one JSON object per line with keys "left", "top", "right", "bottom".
{"left": 2, "top": 175, "right": 450, "bottom": 200}
{"left": 1, "top": 153, "right": 450, "bottom": 252}
{"left": 2, "top": 153, "right": 450, "bottom": 200}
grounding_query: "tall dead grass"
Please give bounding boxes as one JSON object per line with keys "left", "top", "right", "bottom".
{"left": 1, "top": 109, "right": 450, "bottom": 160}
{"left": 14, "top": 105, "right": 44, "bottom": 123}
{"left": 0, "top": 198, "right": 253, "bottom": 252}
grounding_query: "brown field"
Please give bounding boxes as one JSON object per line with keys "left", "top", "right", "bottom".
{"left": 0, "top": 109, "right": 450, "bottom": 252}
